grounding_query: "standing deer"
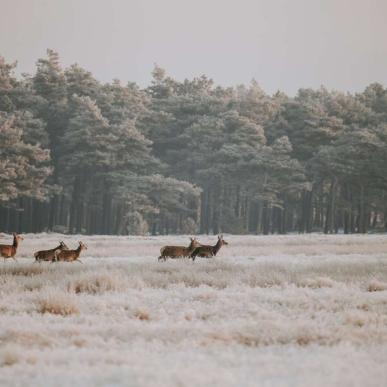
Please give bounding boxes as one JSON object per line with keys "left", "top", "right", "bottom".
{"left": 54, "top": 241, "right": 87, "bottom": 263}
{"left": 190, "top": 235, "right": 228, "bottom": 261}
{"left": 0, "top": 233, "right": 24, "bottom": 262}
{"left": 34, "top": 241, "right": 69, "bottom": 262}
{"left": 158, "top": 237, "right": 201, "bottom": 261}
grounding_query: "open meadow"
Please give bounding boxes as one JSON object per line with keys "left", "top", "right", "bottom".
{"left": 0, "top": 233, "right": 387, "bottom": 387}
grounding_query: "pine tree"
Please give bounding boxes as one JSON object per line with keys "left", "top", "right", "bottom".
{"left": 0, "top": 113, "right": 51, "bottom": 202}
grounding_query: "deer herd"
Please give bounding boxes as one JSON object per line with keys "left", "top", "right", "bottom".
{"left": 0, "top": 233, "right": 228, "bottom": 263}
{"left": 158, "top": 235, "right": 228, "bottom": 261}
{"left": 0, "top": 233, "right": 87, "bottom": 264}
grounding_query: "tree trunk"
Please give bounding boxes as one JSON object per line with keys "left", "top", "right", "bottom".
{"left": 324, "top": 178, "right": 337, "bottom": 234}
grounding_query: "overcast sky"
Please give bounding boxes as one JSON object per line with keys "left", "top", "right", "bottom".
{"left": 1, "top": 0, "right": 386, "bottom": 95}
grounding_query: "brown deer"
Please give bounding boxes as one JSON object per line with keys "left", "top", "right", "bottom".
{"left": 190, "top": 235, "right": 228, "bottom": 261}
{"left": 158, "top": 237, "right": 201, "bottom": 261}
{"left": 0, "top": 233, "right": 24, "bottom": 262}
{"left": 34, "top": 241, "right": 69, "bottom": 262}
{"left": 54, "top": 241, "right": 87, "bottom": 263}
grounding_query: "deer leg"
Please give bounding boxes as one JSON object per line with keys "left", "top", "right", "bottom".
{"left": 12, "top": 256, "right": 18, "bottom": 262}
{"left": 76, "top": 259, "right": 83, "bottom": 264}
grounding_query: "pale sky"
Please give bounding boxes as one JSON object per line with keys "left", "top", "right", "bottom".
{"left": 1, "top": 0, "right": 386, "bottom": 95}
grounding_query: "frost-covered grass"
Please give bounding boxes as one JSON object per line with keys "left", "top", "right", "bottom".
{"left": 0, "top": 233, "right": 387, "bottom": 387}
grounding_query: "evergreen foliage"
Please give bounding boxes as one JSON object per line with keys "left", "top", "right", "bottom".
{"left": 1, "top": 51, "right": 386, "bottom": 234}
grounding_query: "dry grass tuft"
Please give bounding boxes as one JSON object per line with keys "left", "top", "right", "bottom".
{"left": 1, "top": 349, "right": 20, "bottom": 366}
{"left": 134, "top": 310, "right": 150, "bottom": 321}
{"left": 4, "top": 330, "right": 51, "bottom": 347}
{"left": 0, "top": 264, "right": 45, "bottom": 277}
{"left": 68, "top": 273, "right": 123, "bottom": 294}
{"left": 367, "top": 279, "right": 387, "bottom": 292}
{"left": 0, "top": 305, "right": 8, "bottom": 313}
{"left": 298, "top": 276, "right": 335, "bottom": 288}
{"left": 73, "top": 338, "right": 88, "bottom": 348}
{"left": 37, "top": 293, "right": 79, "bottom": 316}
{"left": 23, "top": 278, "right": 44, "bottom": 291}
{"left": 26, "top": 355, "right": 37, "bottom": 365}
{"left": 345, "top": 311, "right": 367, "bottom": 327}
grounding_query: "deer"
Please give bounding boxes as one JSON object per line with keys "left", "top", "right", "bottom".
{"left": 54, "top": 241, "right": 87, "bottom": 264}
{"left": 158, "top": 237, "right": 201, "bottom": 261}
{"left": 190, "top": 235, "right": 228, "bottom": 261}
{"left": 34, "top": 241, "right": 69, "bottom": 263}
{"left": 0, "top": 233, "right": 24, "bottom": 262}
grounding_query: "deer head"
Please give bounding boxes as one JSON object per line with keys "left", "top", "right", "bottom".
{"left": 13, "top": 233, "right": 24, "bottom": 242}
{"left": 79, "top": 241, "right": 87, "bottom": 251}
{"left": 189, "top": 237, "right": 201, "bottom": 249}
{"left": 218, "top": 235, "right": 228, "bottom": 246}
{"left": 60, "top": 241, "right": 69, "bottom": 250}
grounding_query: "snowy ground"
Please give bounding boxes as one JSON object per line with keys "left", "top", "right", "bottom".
{"left": 0, "top": 233, "right": 387, "bottom": 387}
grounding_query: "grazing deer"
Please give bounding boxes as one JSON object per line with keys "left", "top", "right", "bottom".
{"left": 54, "top": 241, "right": 87, "bottom": 264}
{"left": 158, "top": 237, "right": 201, "bottom": 261}
{"left": 190, "top": 235, "right": 228, "bottom": 261}
{"left": 0, "top": 233, "right": 24, "bottom": 262}
{"left": 34, "top": 241, "right": 69, "bottom": 262}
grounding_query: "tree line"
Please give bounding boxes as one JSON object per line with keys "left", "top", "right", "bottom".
{"left": 1, "top": 50, "right": 386, "bottom": 235}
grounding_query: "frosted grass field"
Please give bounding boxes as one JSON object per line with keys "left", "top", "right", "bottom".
{"left": 0, "top": 233, "right": 387, "bottom": 387}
